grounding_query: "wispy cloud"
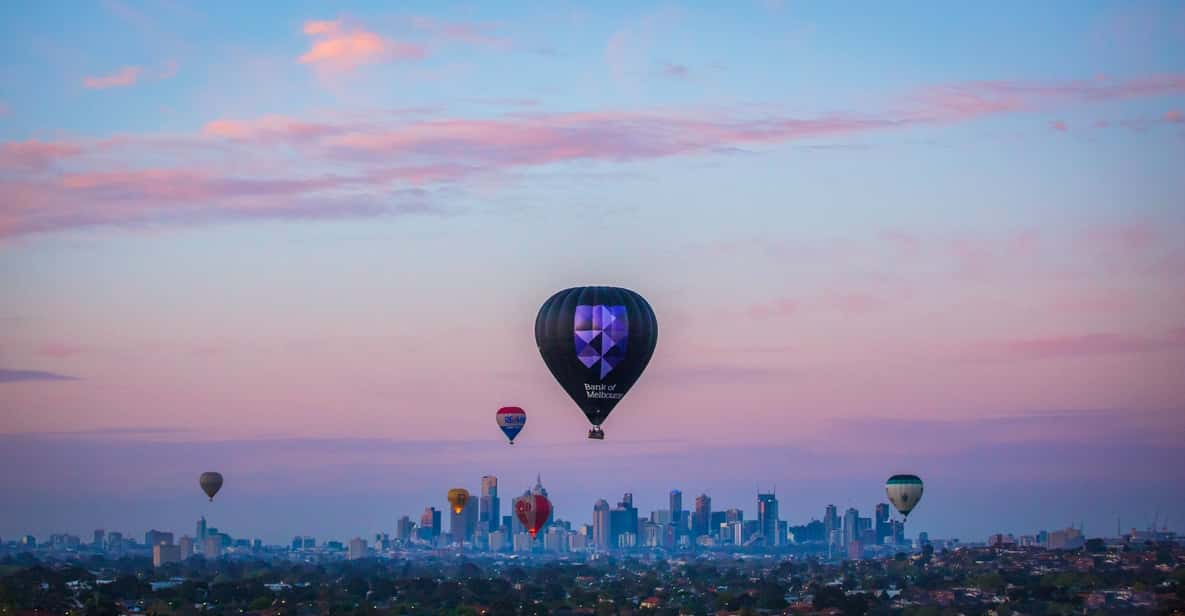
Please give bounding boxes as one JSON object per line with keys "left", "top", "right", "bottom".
{"left": 299, "top": 19, "right": 425, "bottom": 75}
{"left": 0, "top": 369, "right": 80, "bottom": 383}
{"left": 4, "top": 73, "right": 1185, "bottom": 239}
{"left": 964, "top": 328, "right": 1185, "bottom": 362}
{"left": 0, "top": 140, "right": 83, "bottom": 170}
{"left": 83, "top": 65, "right": 142, "bottom": 89}
{"left": 656, "top": 62, "right": 689, "bottom": 79}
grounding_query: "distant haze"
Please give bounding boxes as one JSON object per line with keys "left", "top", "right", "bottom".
{"left": 1, "top": 1, "right": 1183, "bottom": 542}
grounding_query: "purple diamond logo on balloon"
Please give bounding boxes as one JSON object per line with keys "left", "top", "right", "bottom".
{"left": 574, "top": 305, "right": 629, "bottom": 379}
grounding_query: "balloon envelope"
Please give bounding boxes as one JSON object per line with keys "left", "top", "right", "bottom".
{"left": 199, "top": 472, "right": 223, "bottom": 501}
{"left": 515, "top": 494, "right": 552, "bottom": 539}
{"left": 496, "top": 406, "right": 527, "bottom": 444}
{"left": 885, "top": 474, "right": 924, "bottom": 517}
{"left": 535, "top": 286, "right": 658, "bottom": 439}
{"left": 447, "top": 488, "right": 470, "bottom": 515}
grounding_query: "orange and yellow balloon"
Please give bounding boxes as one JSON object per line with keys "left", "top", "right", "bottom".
{"left": 447, "top": 488, "right": 470, "bottom": 515}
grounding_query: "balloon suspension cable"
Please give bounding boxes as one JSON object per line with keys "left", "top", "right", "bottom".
{"left": 588, "top": 426, "right": 605, "bottom": 440}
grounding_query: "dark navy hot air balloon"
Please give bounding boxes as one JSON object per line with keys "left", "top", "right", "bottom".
{"left": 535, "top": 286, "right": 658, "bottom": 440}
{"left": 496, "top": 406, "right": 526, "bottom": 444}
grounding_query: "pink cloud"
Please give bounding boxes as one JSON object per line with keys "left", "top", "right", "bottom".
{"left": 38, "top": 343, "right": 86, "bottom": 358}
{"left": 202, "top": 115, "right": 341, "bottom": 142}
{"left": 967, "top": 328, "right": 1185, "bottom": 362}
{"left": 911, "top": 74, "right": 1185, "bottom": 122}
{"left": 0, "top": 140, "right": 83, "bottom": 170}
{"left": 1050, "top": 119, "right": 1068, "bottom": 132}
{"left": 4, "top": 73, "right": 1185, "bottom": 240}
{"left": 408, "top": 17, "right": 511, "bottom": 50}
{"left": 1166, "top": 110, "right": 1184, "bottom": 123}
{"left": 747, "top": 298, "right": 798, "bottom": 319}
{"left": 83, "top": 66, "right": 142, "bottom": 89}
{"left": 299, "top": 19, "right": 425, "bottom": 74}
{"left": 821, "top": 292, "right": 883, "bottom": 315}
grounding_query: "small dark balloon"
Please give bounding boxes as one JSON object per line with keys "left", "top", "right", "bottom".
{"left": 200, "top": 472, "right": 223, "bottom": 502}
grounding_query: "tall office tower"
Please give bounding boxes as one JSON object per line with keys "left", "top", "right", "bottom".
{"left": 106, "top": 532, "right": 123, "bottom": 553}
{"left": 202, "top": 536, "right": 222, "bottom": 559}
{"left": 395, "top": 516, "right": 414, "bottom": 542}
{"left": 843, "top": 508, "right": 859, "bottom": 548}
{"left": 874, "top": 503, "right": 890, "bottom": 544}
{"left": 510, "top": 496, "right": 526, "bottom": 534}
{"left": 178, "top": 536, "right": 194, "bottom": 558}
{"left": 824, "top": 505, "right": 838, "bottom": 536}
{"left": 145, "top": 530, "right": 174, "bottom": 546}
{"left": 348, "top": 537, "right": 368, "bottom": 560}
{"left": 757, "top": 493, "right": 780, "bottom": 547}
{"left": 450, "top": 498, "right": 471, "bottom": 543}
{"left": 593, "top": 499, "right": 612, "bottom": 549}
{"left": 692, "top": 494, "right": 712, "bottom": 537}
{"left": 421, "top": 507, "right": 442, "bottom": 539}
{"left": 153, "top": 544, "right": 181, "bottom": 567}
{"left": 480, "top": 475, "right": 500, "bottom": 533}
{"left": 610, "top": 494, "right": 638, "bottom": 548}
{"left": 669, "top": 490, "right": 683, "bottom": 532}
{"left": 93, "top": 529, "right": 105, "bottom": 547}
{"left": 196, "top": 517, "right": 207, "bottom": 542}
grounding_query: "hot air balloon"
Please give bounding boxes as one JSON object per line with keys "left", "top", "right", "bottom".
{"left": 496, "top": 406, "right": 527, "bottom": 444}
{"left": 885, "top": 474, "right": 924, "bottom": 518}
{"left": 199, "top": 472, "right": 223, "bottom": 502}
{"left": 535, "top": 286, "right": 658, "bottom": 439}
{"left": 447, "top": 488, "right": 470, "bottom": 515}
{"left": 515, "top": 494, "right": 552, "bottom": 540}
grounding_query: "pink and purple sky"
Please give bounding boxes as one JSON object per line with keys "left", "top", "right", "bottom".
{"left": 1, "top": 0, "right": 1183, "bottom": 543}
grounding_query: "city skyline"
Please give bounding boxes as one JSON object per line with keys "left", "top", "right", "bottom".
{"left": 2, "top": 0, "right": 1184, "bottom": 545}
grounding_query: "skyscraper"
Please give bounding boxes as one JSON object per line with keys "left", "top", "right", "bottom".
{"left": 348, "top": 537, "right": 367, "bottom": 560}
{"left": 875, "top": 503, "right": 890, "bottom": 544}
{"left": 692, "top": 494, "right": 712, "bottom": 537}
{"left": 196, "top": 517, "right": 207, "bottom": 543}
{"left": 395, "top": 516, "right": 414, "bottom": 542}
{"left": 93, "top": 529, "right": 105, "bottom": 547}
{"left": 611, "top": 493, "right": 639, "bottom": 548}
{"left": 593, "top": 499, "right": 611, "bottom": 549}
{"left": 843, "top": 507, "right": 859, "bottom": 548}
{"left": 420, "top": 507, "right": 441, "bottom": 541}
{"left": 669, "top": 490, "right": 683, "bottom": 533}
{"left": 479, "top": 475, "right": 500, "bottom": 533}
{"left": 145, "top": 530, "right": 174, "bottom": 547}
{"left": 178, "top": 536, "right": 193, "bottom": 558}
{"left": 450, "top": 498, "right": 476, "bottom": 543}
{"left": 758, "top": 493, "right": 780, "bottom": 547}
{"left": 823, "top": 505, "right": 838, "bottom": 536}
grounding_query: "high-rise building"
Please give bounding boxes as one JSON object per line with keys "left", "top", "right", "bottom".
{"left": 106, "top": 532, "right": 123, "bottom": 553}
{"left": 93, "top": 529, "right": 105, "bottom": 547}
{"left": 479, "top": 475, "right": 500, "bottom": 533}
{"left": 823, "top": 505, "right": 838, "bottom": 536}
{"left": 758, "top": 493, "right": 780, "bottom": 547}
{"left": 692, "top": 494, "right": 712, "bottom": 537}
{"left": 348, "top": 537, "right": 368, "bottom": 560}
{"left": 874, "top": 503, "right": 891, "bottom": 544}
{"left": 842, "top": 508, "right": 859, "bottom": 548}
{"left": 450, "top": 497, "right": 478, "bottom": 543}
{"left": 202, "top": 537, "right": 222, "bottom": 559}
{"left": 669, "top": 490, "right": 683, "bottom": 533}
{"left": 178, "top": 536, "right": 194, "bottom": 558}
{"left": 196, "top": 517, "right": 208, "bottom": 543}
{"left": 725, "top": 508, "right": 743, "bottom": 523}
{"left": 153, "top": 544, "right": 181, "bottom": 567}
{"left": 420, "top": 507, "right": 442, "bottom": 540}
{"left": 610, "top": 493, "right": 638, "bottom": 548}
{"left": 395, "top": 516, "right": 414, "bottom": 542}
{"left": 145, "top": 530, "right": 174, "bottom": 547}
{"left": 592, "top": 499, "right": 611, "bottom": 549}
